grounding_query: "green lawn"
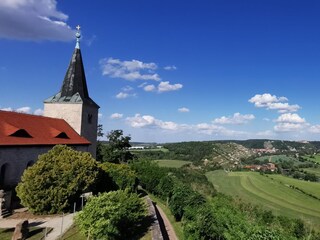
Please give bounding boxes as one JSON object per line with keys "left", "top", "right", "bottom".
{"left": 266, "top": 174, "right": 320, "bottom": 199}
{"left": 61, "top": 225, "right": 86, "bottom": 240}
{"left": 155, "top": 159, "right": 192, "bottom": 168}
{"left": 0, "top": 227, "right": 51, "bottom": 240}
{"left": 130, "top": 148, "right": 169, "bottom": 153}
{"left": 206, "top": 170, "right": 320, "bottom": 228}
{"left": 303, "top": 155, "right": 320, "bottom": 164}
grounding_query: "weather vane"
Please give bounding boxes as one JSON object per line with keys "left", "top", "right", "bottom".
{"left": 75, "top": 25, "right": 81, "bottom": 49}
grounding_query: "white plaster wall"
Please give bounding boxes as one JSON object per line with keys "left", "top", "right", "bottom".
{"left": 0, "top": 145, "right": 89, "bottom": 189}
{"left": 44, "top": 103, "right": 83, "bottom": 134}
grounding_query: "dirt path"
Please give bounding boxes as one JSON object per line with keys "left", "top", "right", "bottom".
{"left": 154, "top": 204, "right": 178, "bottom": 240}
{"left": 0, "top": 213, "right": 74, "bottom": 240}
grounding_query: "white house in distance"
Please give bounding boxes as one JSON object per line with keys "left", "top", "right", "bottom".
{"left": 0, "top": 26, "right": 99, "bottom": 211}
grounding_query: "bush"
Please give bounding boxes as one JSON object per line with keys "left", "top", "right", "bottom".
{"left": 130, "top": 160, "right": 167, "bottom": 192}
{"left": 100, "top": 162, "right": 138, "bottom": 191}
{"left": 16, "top": 145, "right": 108, "bottom": 214}
{"left": 75, "top": 190, "right": 147, "bottom": 239}
{"left": 169, "top": 184, "right": 205, "bottom": 221}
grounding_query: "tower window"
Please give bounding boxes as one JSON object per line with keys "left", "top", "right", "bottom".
{"left": 88, "top": 114, "right": 93, "bottom": 124}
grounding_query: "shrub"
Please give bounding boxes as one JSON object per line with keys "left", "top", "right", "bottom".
{"left": 169, "top": 184, "right": 205, "bottom": 221}
{"left": 100, "top": 162, "right": 138, "bottom": 191}
{"left": 16, "top": 145, "right": 108, "bottom": 214}
{"left": 75, "top": 190, "right": 147, "bottom": 239}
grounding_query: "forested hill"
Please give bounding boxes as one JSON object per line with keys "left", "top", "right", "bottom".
{"left": 132, "top": 140, "right": 320, "bottom": 164}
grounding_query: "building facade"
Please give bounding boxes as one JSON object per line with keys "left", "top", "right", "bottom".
{"left": 44, "top": 27, "right": 99, "bottom": 158}
{"left": 0, "top": 27, "right": 99, "bottom": 210}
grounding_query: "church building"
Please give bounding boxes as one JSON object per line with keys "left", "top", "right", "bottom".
{"left": 0, "top": 26, "right": 99, "bottom": 210}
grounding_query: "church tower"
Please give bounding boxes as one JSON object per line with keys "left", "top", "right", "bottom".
{"left": 44, "top": 26, "right": 99, "bottom": 158}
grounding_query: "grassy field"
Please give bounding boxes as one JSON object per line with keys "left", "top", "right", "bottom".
{"left": 155, "top": 159, "right": 192, "bottom": 168}
{"left": 303, "top": 155, "right": 320, "bottom": 164}
{"left": 266, "top": 174, "right": 320, "bottom": 199}
{"left": 206, "top": 170, "right": 320, "bottom": 228}
{"left": 130, "top": 148, "right": 169, "bottom": 153}
{"left": 61, "top": 225, "right": 86, "bottom": 240}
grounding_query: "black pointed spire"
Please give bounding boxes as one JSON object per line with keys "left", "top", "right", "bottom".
{"left": 45, "top": 26, "right": 99, "bottom": 108}
{"left": 60, "top": 47, "right": 89, "bottom": 99}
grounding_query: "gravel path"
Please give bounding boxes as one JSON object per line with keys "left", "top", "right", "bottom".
{"left": 0, "top": 213, "right": 74, "bottom": 240}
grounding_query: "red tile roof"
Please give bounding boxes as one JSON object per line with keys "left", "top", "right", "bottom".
{"left": 0, "top": 110, "right": 90, "bottom": 146}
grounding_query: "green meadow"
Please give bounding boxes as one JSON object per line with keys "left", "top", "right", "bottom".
{"left": 303, "top": 154, "right": 320, "bottom": 164}
{"left": 206, "top": 170, "right": 320, "bottom": 228}
{"left": 155, "top": 159, "right": 192, "bottom": 168}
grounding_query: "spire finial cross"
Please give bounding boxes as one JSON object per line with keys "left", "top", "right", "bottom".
{"left": 75, "top": 25, "right": 81, "bottom": 49}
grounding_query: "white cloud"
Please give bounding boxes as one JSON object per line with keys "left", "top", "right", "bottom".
{"left": 122, "top": 86, "right": 134, "bottom": 92}
{"left": 98, "top": 113, "right": 103, "bottom": 119}
{"left": 273, "top": 113, "right": 308, "bottom": 132}
{"left": 16, "top": 106, "right": 31, "bottom": 113}
{"left": 274, "top": 123, "right": 307, "bottom": 132}
{"left": 100, "top": 58, "right": 160, "bottom": 81}
{"left": 249, "top": 93, "right": 300, "bottom": 113}
{"left": 142, "top": 81, "right": 183, "bottom": 93}
{"left": 126, "top": 114, "right": 178, "bottom": 130}
{"left": 158, "top": 81, "right": 183, "bottom": 92}
{"left": 268, "top": 102, "right": 300, "bottom": 113}
{"left": 0, "top": 106, "right": 42, "bottom": 115}
{"left": 275, "top": 113, "right": 306, "bottom": 123}
{"left": 115, "top": 92, "right": 136, "bottom": 99}
{"left": 144, "top": 84, "right": 156, "bottom": 92}
{"left": 213, "top": 113, "right": 255, "bottom": 125}
{"left": 178, "top": 107, "right": 190, "bottom": 113}
{"left": 34, "top": 108, "right": 44, "bottom": 115}
{"left": 126, "top": 113, "right": 247, "bottom": 137}
{"left": 309, "top": 125, "right": 320, "bottom": 133}
{"left": 110, "top": 113, "right": 123, "bottom": 119}
{"left": 249, "top": 93, "right": 287, "bottom": 107}
{"left": 164, "top": 65, "right": 177, "bottom": 70}
{"left": 263, "top": 118, "right": 270, "bottom": 121}
{"left": 0, "top": 0, "right": 74, "bottom": 41}
{"left": 195, "top": 123, "right": 246, "bottom": 136}
{"left": 0, "top": 107, "right": 13, "bottom": 111}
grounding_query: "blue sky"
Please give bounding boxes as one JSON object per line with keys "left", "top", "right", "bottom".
{"left": 1, "top": 0, "right": 320, "bottom": 142}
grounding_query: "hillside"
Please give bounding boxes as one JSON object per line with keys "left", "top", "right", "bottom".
{"left": 206, "top": 170, "right": 320, "bottom": 228}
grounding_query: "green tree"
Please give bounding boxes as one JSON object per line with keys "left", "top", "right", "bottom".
{"left": 75, "top": 190, "right": 147, "bottom": 240}
{"left": 16, "top": 145, "right": 108, "bottom": 214}
{"left": 100, "top": 162, "right": 138, "bottom": 191}
{"left": 99, "top": 130, "right": 134, "bottom": 163}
